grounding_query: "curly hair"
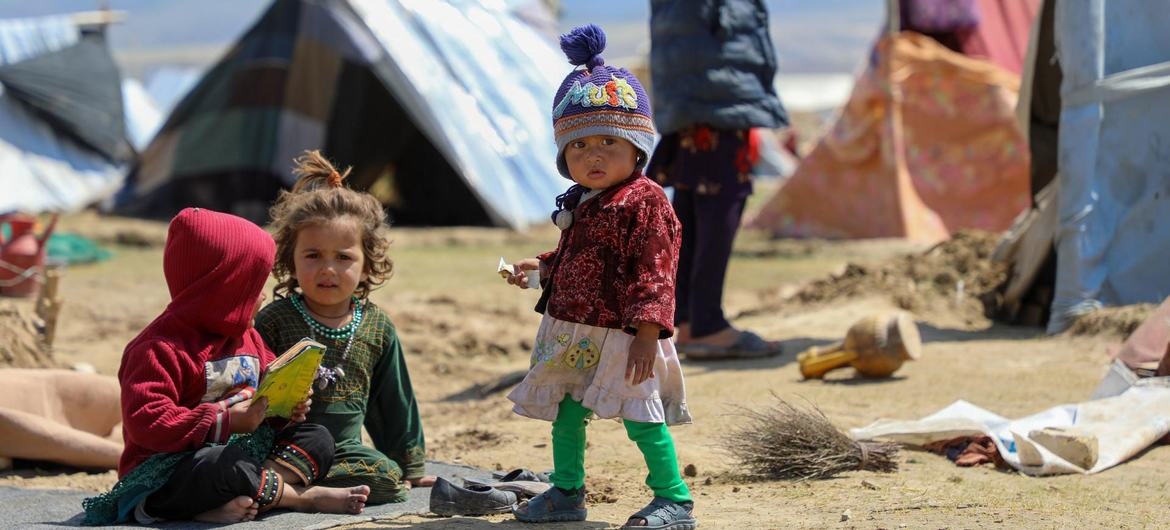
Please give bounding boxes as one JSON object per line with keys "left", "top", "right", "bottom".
{"left": 269, "top": 150, "right": 392, "bottom": 300}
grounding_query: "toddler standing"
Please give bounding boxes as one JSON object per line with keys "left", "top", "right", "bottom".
{"left": 502, "top": 24, "right": 697, "bottom": 530}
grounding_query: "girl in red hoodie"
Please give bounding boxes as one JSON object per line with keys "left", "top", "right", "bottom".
{"left": 83, "top": 208, "right": 370, "bottom": 525}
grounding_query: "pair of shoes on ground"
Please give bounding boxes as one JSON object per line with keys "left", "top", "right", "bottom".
{"left": 432, "top": 468, "right": 557, "bottom": 517}
{"left": 514, "top": 489, "right": 697, "bottom": 529}
{"left": 677, "top": 330, "right": 782, "bottom": 360}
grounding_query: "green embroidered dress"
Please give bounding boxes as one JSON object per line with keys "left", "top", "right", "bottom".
{"left": 255, "top": 298, "right": 426, "bottom": 504}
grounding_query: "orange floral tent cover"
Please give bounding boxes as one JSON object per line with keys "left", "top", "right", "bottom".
{"left": 749, "top": 33, "right": 1030, "bottom": 243}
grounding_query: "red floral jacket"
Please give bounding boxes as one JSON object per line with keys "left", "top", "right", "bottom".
{"left": 535, "top": 174, "right": 681, "bottom": 338}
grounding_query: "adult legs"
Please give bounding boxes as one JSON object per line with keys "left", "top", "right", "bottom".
{"left": 0, "top": 408, "right": 121, "bottom": 469}
{"left": 672, "top": 188, "right": 698, "bottom": 336}
{"left": 0, "top": 369, "right": 122, "bottom": 469}
{"left": 684, "top": 193, "right": 747, "bottom": 339}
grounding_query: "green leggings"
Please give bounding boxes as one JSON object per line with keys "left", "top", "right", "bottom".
{"left": 550, "top": 394, "right": 691, "bottom": 503}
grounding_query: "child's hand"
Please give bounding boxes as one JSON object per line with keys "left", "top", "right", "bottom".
{"left": 504, "top": 258, "right": 542, "bottom": 289}
{"left": 229, "top": 396, "right": 268, "bottom": 433}
{"left": 289, "top": 389, "right": 313, "bottom": 423}
{"left": 626, "top": 324, "right": 661, "bottom": 385}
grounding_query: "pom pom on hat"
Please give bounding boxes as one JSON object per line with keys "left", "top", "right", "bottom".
{"left": 550, "top": 24, "right": 654, "bottom": 179}
{"left": 560, "top": 24, "right": 606, "bottom": 71}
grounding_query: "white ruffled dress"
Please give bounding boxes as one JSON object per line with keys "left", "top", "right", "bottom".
{"left": 507, "top": 315, "right": 692, "bottom": 425}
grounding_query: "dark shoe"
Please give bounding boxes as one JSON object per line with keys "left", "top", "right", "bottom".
{"left": 492, "top": 468, "right": 551, "bottom": 483}
{"left": 513, "top": 486, "right": 586, "bottom": 523}
{"left": 620, "top": 498, "right": 697, "bottom": 530}
{"left": 678, "top": 331, "right": 782, "bottom": 360}
{"left": 430, "top": 476, "right": 517, "bottom": 516}
{"left": 463, "top": 476, "right": 551, "bottom": 500}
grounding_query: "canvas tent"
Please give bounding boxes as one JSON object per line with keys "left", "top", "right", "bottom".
{"left": 749, "top": 0, "right": 1039, "bottom": 243}
{"left": 0, "top": 14, "right": 134, "bottom": 214}
{"left": 115, "top": 0, "right": 568, "bottom": 229}
{"left": 999, "top": 0, "right": 1170, "bottom": 333}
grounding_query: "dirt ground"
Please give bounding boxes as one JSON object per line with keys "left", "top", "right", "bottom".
{"left": 2, "top": 210, "right": 1166, "bottom": 530}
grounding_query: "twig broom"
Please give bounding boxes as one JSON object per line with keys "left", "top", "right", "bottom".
{"left": 720, "top": 396, "right": 899, "bottom": 481}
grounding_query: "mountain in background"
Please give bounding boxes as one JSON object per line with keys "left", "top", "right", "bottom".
{"left": 0, "top": 0, "right": 881, "bottom": 74}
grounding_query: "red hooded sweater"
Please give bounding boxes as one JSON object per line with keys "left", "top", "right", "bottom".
{"left": 117, "top": 208, "right": 276, "bottom": 477}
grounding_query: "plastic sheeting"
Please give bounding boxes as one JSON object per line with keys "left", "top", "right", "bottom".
{"left": 0, "top": 16, "right": 76, "bottom": 65}
{"left": 348, "top": 0, "right": 567, "bottom": 229}
{"left": 0, "top": 15, "right": 124, "bottom": 214}
{"left": 1048, "top": 1, "right": 1170, "bottom": 332}
{"left": 121, "top": 78, "right": 163, "bottom": 152}
{"left": 852, "top": 377, "right": 1170, "bottom": 475}
{"left": 0, "top": 36, "right": 130, "bottom": 162}
{"left": 123, "top": 0, "right": 568, "bottom": 229}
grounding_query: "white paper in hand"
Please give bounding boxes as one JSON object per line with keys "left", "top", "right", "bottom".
{"left": 497, "top": 256, "right": 540, "bottom": 289}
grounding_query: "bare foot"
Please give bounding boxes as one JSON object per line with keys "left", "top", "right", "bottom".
{"left": 299, "top": 485, "right": 369, "bottom": 514}
{"left": 408, "top": 475, "right": 437, "bottom": 487}
{"left": 194, "top": 496, "right": 258, "bottom": 523}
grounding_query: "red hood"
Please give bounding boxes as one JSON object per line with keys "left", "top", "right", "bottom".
{"left": 163, "top": 207, "right": 275, "bottom": 337}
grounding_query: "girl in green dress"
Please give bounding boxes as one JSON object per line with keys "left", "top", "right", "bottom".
{"left": 255, "top": 150, "right": 433, "bottom": 504}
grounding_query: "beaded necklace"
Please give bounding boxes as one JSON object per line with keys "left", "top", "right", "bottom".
{"left": 291, "top": 293, "right": 364, "bottom": 388}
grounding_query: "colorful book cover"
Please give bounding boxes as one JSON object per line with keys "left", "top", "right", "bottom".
{"left": 255, "top": 338, "right": 325, "bottom": 418}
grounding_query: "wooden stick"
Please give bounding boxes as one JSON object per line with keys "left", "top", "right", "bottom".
{"left": 36, "top": 265, "right": 63, "bottom": 348}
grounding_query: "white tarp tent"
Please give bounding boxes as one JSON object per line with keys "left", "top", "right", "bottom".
{"left": 0, "top": 15, "right": 126, "bottom": 214}
{"left": 1048, "top": 1, "right": 1170, "bottom": 331}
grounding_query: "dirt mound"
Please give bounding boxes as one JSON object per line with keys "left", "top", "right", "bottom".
{"left": 789, "top": 231, "right": 1007, "bottom": 328}
{"left": 1066, "top": 304, "right": 1156, "bottom": 338}
{"left": 0, "top": 299, "right": 55, "bottom": 368}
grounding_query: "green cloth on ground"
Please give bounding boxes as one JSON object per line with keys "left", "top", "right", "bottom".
{"left": 255, "top": 298, "right": 426, "bottom": 504}
{"left": 46, "top": 233, "right": 112, "bottom": 265}
{"left": 550, "top": 394, "right": 691, "bottom": 502}
{"left": 1, "top": 224, "right": 112, "bottom": 265}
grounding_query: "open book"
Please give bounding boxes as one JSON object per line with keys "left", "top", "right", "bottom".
{"left": 255, "top": 338, "right": 326, "bottom": 418}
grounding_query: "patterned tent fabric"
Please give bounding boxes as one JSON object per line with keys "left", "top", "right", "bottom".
{"left": 748, "top": 32, "right": 1030, "bottom": 243}
{"left": 117, "top": 0, "right": 567, "bottom": 228}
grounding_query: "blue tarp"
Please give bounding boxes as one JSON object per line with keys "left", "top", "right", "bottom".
{"left": 1049, "top": 0, "right": 1170, "bottom": 331}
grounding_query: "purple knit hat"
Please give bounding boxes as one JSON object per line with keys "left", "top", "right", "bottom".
{"left": 551, "top": 24, "right": 655, "bottom": 178}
